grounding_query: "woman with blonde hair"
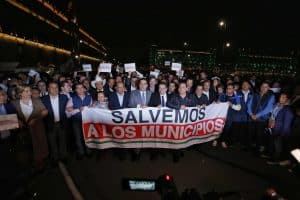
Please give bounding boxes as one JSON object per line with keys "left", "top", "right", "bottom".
{"left": 12, "top": 85, "right": 49, "bottom": 171}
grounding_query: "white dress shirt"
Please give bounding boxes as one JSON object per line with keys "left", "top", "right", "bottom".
{"left": 203, "top": 91, "right": 210, "bottom": 101}
{"left": 242, "top": 90, "right": 250, "bottom": 103}
{"left": 20, "top": 99, "right": 33, "bottom": 121}
{"left": 131, "top": 85, "right": 136, "bottom": 91}
{"left": 50, "top": 95, "right": 60, "bottom": 122}
{"left": 117, "top": 93, "right": 124, "bottom": 106}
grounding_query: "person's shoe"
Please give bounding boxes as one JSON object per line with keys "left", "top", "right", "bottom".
{"left": 221, "top": 142, "right": 228, "bottom": 149}
{"left": 266, "top": 159, "right": 279, "bottom": 165}
{"left": 212, "top": 140, "right": 218, "bottom": 147}
{"left": 279, "top": 160, "right": 291, "bottom": 166}
{"left": 260, "top": 154, "right": 271, "bottom": 159}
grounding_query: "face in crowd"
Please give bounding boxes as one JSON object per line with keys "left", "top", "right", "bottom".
{"left": 31, "top": 88, "right": 40, "bottom": 99}
{"left": 82, "top": 79, "right": 90, "bottom": 90}
{"left": 131, "top": 77, "right": 138, "bottom": 86}
{"left": 75, "top": 84, "right": 86, "bottom": 96}
{"left": 226, "top": 84, "right": 235, "bottom": 96}
{"left": 217, "top": 85, "right": 224, "bottom": 94}
{"left": 95, "top": 81, "right": 104, "bottom": 90}
{"left": 20, "top": 86, "right": 32, "bottom": 99}
{"left": 186, "top": 79, "right": 193, "bottom": 89}
{"left": 241, "top": 81, "right": 251, "bottom": 91}
{"left": 279, "top": 93, "right": 289, "bottom": 105}
{"left": 48, "top": 83, "right": 59, "bottom": 96}
{"left": 116, "top": 82, "right": 125, "bottom": 95}
{"left": 61, "top": 82, "right": 71, "bottom": 93}
{"left": 178, "top": 83, "right": 188, "bottom": 96}
{"left": 158, "top": 83, "right": 167, "bottom": 95}
{"left": 97, "top": 92, "right": 106, "bottom": 102}
{"left": 115, "top": 76, "right": 122, "bottom": 83}
{"left": 149, "top": 78, "right": 157, "bottom": 88}
{"left": 139, "top": 79, "right": 148, "bottom": 91}
{"left": 108, "top": 78, "right": 115, "bottom": 88}
{"left": 203, "top": 81, "right": 210, "bottom": 91}
{"left": 260, "top": 83, "right": 270, "bottom": 95}
{"left": 195, "top": 85, "right": 204, "bottom": 97}
{"left": 168, "top": 82, "right": 176, "bottom": 93}
{"left": 38, "top": 81, "right": 47, "bottom": 93}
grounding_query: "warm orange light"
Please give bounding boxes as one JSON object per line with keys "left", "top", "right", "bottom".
{"left": 0, "top": 33, "right": 100, "bottom": 62}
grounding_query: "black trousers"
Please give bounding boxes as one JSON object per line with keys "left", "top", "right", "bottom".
{"left": 47, "top": 123, "right": 67, "bottom": 161}
{"left": 72, "top": 119, "right": 89, "bottom": 156}
{"left": 248, "top": 120, "right": 268, "bottom": 148}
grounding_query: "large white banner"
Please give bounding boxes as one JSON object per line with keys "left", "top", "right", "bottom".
{"left": 82, "top": 103, "right": 229, "bottom": 149}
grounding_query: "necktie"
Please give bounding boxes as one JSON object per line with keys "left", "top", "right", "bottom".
{"left": 142, "top": 92, "right": 146, "bottom": 105}
{"left": 161, "top": 96, "right": 165, "bottom": 107}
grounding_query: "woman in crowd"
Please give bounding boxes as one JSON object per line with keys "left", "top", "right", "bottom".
{"left": 93, "top": 92, "right": 109, "bottom": 109}
{"left": 266, "top": 92, "right": 294, "bottom": 165}
{"left": 12, "top": 85, "right": 49, "bottom": 171}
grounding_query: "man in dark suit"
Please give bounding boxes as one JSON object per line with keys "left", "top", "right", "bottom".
{"left": 149, "top": 82, "right": 170, "bottom": 107}
{"left": 128, "top": 78, "right": 152, "bottom": 108}
{"left": 109, "top": 82, "right": 130, "bottom": 110}
{"left": 192, "top": 84, "right": 209, "bottom": 106}
{"left": 203, "top": 80, "right": 217, "bottom": 104}
{"left": 128, "top": 78, "right": 152, "bottom": 160}
{"left": 42, "top": 82, "right": 69, "bottom": 163}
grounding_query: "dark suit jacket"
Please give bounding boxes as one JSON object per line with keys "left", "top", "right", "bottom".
{"left": 4, "top": 102, "right": 17, "bottom": 114}
{"left": 41, "top": 94, "right": 68, "bottom": 129}
{"left": 128, "top": 90, "right": 152, "bottom": 108}
{"left": 148, "top": 92, "right": 171, "bottom": 107}
{"left": 108, "top": 92, "right": 130, "bottom": 110}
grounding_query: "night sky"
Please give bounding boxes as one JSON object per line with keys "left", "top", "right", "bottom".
{"left": 74, "top": 1, "right": 300, "bottom": 63}
{"left": 3, "top": 1, "right": 300, "bottom": 64}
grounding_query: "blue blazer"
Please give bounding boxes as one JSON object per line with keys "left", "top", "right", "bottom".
{"left": 273, "top": 105, "right": 294, "bottom": 136}
{"left": 108, "top": 92, "right": 130, "bottom": 110}
{"left": 41, "top": 94, "right": 69, "bottom": 128}
{"left": 236, "top": 90, "right": 253, "bottom": 122}
{"left": 4, "top": 102, "right": 17, "bottom": 114}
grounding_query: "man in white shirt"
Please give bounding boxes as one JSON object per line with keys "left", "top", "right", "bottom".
{"left": 42, "top": 82, "right": 69, "bottom": 164}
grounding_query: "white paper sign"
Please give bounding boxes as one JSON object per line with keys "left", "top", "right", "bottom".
{"left": 28, "top": 69, "right": 38, "bottom": 77}
{"left": 165, "top": 61, "right": 171, "bottom": 66}
{"left": 291, "top": 149, "right": 300, "bottom": 163}
{"left": 82, "top": 64, "right": 92, "bottom": 72}
{"left": 98, "top": 63, "right": 112, "bottom": 73}
{"left": 150, "top": 71, "right": 159, "bottom": 78}
{"left": 176, "top": 70, "right": 184, "bottom": 77}
{"left": 171, "top": 63, "right": 182, "bottom": 71}
{"left": 124, "top": 63, "right": 136, "bottom": 72}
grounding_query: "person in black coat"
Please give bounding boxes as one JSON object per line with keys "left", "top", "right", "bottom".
{"left": 192, "top": 84, "right": 209, "bottom": 106}
{"left": 149, "top": 82, "right": 170, "bottom": 107}
{"left": 41, "top": 82, "right": 69, "bottom": 163}
{"left": 108, "top": 82, "right": 130, "bottom": 110}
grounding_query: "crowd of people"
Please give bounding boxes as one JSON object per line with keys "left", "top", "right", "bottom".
{"left": 1, "top": 66, "right": 300, "bottom": 172}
